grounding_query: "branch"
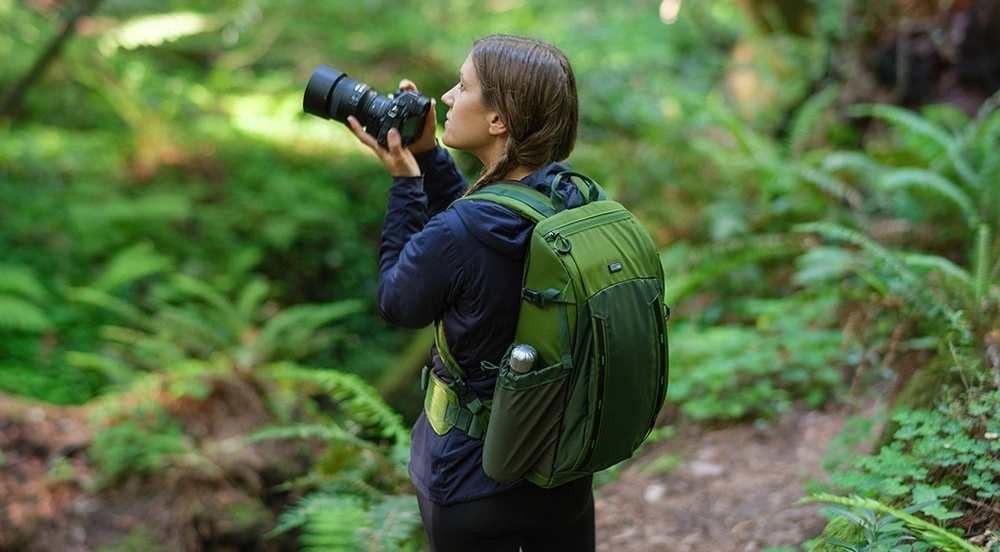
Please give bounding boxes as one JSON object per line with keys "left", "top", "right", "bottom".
{"left": 0, "top": 0, "right": 105, "bottom": 119}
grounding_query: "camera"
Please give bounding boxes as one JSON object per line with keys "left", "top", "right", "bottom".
{"left": 303, "top": 65, "right": 431, "bottom": 148}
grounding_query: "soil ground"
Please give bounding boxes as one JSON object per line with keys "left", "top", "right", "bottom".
{"left": 594, "top": 407, "right": 857, "bottom": 551}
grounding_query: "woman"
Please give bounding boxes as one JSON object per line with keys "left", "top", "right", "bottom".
{"left": 347, "top": 34, "right": 594, "bottom": 551}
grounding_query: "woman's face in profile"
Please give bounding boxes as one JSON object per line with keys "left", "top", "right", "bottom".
{"left": 440, "top": 54, "right": 500, "bottom": 157}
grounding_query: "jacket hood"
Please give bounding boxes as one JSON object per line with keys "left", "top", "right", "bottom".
{"left": 451, "top": 162, "right": 584, "bottom": 258}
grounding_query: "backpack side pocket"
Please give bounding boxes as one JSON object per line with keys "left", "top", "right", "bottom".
{"left": 482, "top": 361, "right": 570, "bottom": 484}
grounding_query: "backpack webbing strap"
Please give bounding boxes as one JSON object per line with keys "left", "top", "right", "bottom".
{"left": 434, "top": 319, "right": 466, "bottom": 378}
{"left": 428, "top": 320, "right": 491, "bottom": 439}
{"left": 422, "top": 366, "right": 490, "bottom": 438}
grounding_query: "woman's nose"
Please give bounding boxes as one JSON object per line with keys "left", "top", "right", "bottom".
{"left": 441, "top": 87, "right": 455, "bottom": 105}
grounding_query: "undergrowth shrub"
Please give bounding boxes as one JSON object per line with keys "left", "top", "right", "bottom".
{"left": 88, "top": 401, "right": 192, "bottom": 488}
{"left": 822, "top": 391, "right": 1000, "bottom": 539}
{"left": 796, "top": 98, "right": 1000, "bottom": 552}
{"left": 804, "top": 493, "right": 985, "bottom": 552}
{"left": 668, "top": 293, "right": 847, "bottom": 422}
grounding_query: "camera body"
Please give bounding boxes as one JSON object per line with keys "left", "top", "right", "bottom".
{"left": 303, "top": 65, "right": 431, "bottom": 148}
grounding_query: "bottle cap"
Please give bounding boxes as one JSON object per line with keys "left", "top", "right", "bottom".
{"left": 509, "top": 344, "right": 537, "bottom": 373}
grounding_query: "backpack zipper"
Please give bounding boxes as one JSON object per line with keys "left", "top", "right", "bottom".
{"left": 541, "top": 207, "right": 632, "bottom": 240}
{"left": 576, "top": 316, "right": 609, "bottom": 470}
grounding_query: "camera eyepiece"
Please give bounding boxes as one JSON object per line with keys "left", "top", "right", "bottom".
{"left": 303, "top": 64, "right": 431, "bottom": 148}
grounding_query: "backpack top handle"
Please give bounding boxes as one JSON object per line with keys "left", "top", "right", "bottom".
{"left": 549, "top": 171, "right": 607, "bottom": 213}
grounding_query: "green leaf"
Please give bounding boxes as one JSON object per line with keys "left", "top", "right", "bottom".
{"left": 0, "top": 296, "right": 53, "bottom": 332}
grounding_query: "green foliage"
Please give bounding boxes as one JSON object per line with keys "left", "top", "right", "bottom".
{"left": 800, "top": 101, "right": 1000, "bottom": 541}
{"left": 796, "top": 100, "right": 1000, "bottom": 392}
{"left": 824, "top": 391, "right": 1000, "bottom": 526}
{"left": 4, "top": 0, "right": 999, "bottom": 549}
{"left": 95, "top": 527, "right": 169, "bottom": 552}
{"left": 88, "top": 401, "right": 192, "bottom": 487}
{"left": 270, "top": 494, "right": 422, "bottom": 552}
{"left": 252, "top": 366, "right": 418, "bottom": 550}
{"left": 0, "top": 265, "right": 53, "bottom": 333}
{"left": 668, "top": 294, "right": 846, "bottom": 421}
{"left": 66, "top": 271, "right": 365, "bottom": 387}
{"left": 802, "top": 494, "right": 983, "bottom": 552}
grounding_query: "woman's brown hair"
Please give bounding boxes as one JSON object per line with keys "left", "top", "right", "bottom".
{"left": 468, "top": 35, "right": 579, "bottom": 193}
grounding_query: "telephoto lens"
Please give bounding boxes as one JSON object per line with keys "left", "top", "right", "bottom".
{"left": 303, "top": 64, "right": 431, "bottom": 147}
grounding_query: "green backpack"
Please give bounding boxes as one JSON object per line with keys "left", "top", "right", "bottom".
{"left": 424, "top": 171, "right": 670, "bottom": 489}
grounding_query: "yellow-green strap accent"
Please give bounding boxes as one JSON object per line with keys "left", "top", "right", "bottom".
{"left": 434, "top": 319, "right": 466, "bottom": 379}
{"left": 425, "top": 318, "right": 492, "bottom": 438}
{"left": 422, "top": 366, "right": 490, "bottom": 438}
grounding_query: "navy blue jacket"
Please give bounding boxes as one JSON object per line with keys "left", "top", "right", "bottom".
{"left": 378, "top": 146, "right": 583, "bottom": 505}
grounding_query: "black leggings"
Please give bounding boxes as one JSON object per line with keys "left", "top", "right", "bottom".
{"left": 417, "top": 476, "right": 595, "bottom": 552}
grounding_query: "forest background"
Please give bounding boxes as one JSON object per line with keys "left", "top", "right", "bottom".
{"left": 1, "top": 0, "right": 999, "bottom": 550}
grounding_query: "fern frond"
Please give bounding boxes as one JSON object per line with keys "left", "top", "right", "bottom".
{"left": 900, "top": 252, "right": 971, "bottom": 289}
{"left": 796, "top": 164, "right": 861, "bottom": 208}
{"left": 801, "top": 494, "right": 983, "bottom": 552}
{"left": 98, "top": 325, "right": 189, "bottom": 368}
{"left": 792, "top": 246, "right": 858, "bottom": 286}
{"left": 271, "top": 364, "right": 410, "bottom": 447}
{"left": 358, "top": 494, "right": 423, "bottom": 551}
{"left": 852, "top": 104, "right": 982, "bottom": 191}
{"left": 787, "top": 84, "right": 841, "bottom": 155}
{"left": 820, "top": 151, "right": 885, "bottom": 187}
{"left": 301, "top": 498, "right": 368, "bottom": 552}
{"left": 795, "top": 222, "right": 885, "bottom": 254}
{"left": 66, "top": 287, "right": 149, "bottom": 328}
{"left": 248, "top": 423, "right": 369, "bottom": 450}
{"left": 256, "top": 300, "right": 366, "bottom": 359}
{"left": 91, "top": 242, "right": 174, "bottom": 292}
{"left": 973, "top": 87, "right": 1000, "bottom": 124}
{"left": 155, "top": 306, "right": 235, "bottom": 355}
{"left": 0, "top": 266, "right": 50, "bottom": 302}
{"left": 268, "top": 494, "right": 366, "bottom": 542}
{"left": 661, "top": 235, "right": 804, "bottom": 303}
{"left": 322, "top": 370, "right": 410, "bottom": 445}
{"left": 973, "top": 224, "right": 992, "bottom": 304}
{"left": 876, "top": 168, "right": 977, "bottom": 225}
{"left": 0, "top": 296, "right": 53, "bottom": 332}
{"left": 168, "top": 274, "right": 247, "bottom": 336}
{"left": 793, "top": 222, "right": 905, "bottom": 296}
{"left": 270, "top": 493, "right": 422, "bottom": 552}
{"left": 235, "top": 278, "right": 270, "bottom": 322}
{"left": 850, "top": 104, "right": 955, "bottom": 153}
{"left": 65, "top": 351, "right": 140, "bottom": 384}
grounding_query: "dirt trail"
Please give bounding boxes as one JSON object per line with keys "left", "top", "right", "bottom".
{"left": 595, "top": 408, "right": 854, "bottom": 551}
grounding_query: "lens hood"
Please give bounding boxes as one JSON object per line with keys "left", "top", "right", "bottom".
{"left": 303, "top": 65, "right": 344, "bottom": 118}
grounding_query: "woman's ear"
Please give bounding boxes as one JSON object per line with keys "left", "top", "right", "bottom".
{"left": 487, "top": 113, "right": 508, "bottom": 137}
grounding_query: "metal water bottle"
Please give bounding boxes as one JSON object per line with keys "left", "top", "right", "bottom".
{"left": 509, "top": 344, "right": 537, "bottom": 373}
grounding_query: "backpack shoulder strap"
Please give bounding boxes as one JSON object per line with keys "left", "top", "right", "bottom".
{"left": 460, "top": 182, "right": 556, "bottom": 222}
{"left": 433, "top": 182, "right": 552, "bottom": 383}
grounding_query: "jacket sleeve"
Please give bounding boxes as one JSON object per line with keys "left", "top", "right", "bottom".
{"left": 377, "top": 146, "right": 467, "bottom": 328}
{"left": 418, "top": 145, "right": 467, "bottom": 215}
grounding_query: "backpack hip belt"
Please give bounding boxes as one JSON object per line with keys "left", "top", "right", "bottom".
{"left": 421, "top": 364, "right": 491, "bottom": 439}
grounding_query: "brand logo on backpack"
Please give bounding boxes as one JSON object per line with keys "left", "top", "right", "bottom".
{"left": 608, "top": 261, "right": 623, "bottom": 273}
